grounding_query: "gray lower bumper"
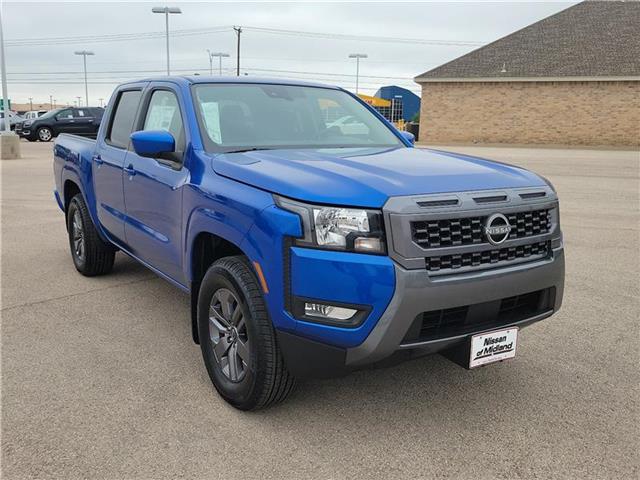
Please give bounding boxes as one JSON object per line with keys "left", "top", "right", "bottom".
{"left": 345, "top": 248, "right": 565, "bottom": 366}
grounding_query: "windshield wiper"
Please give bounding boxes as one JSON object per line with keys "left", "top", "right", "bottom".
{"left": 222, "top": 147, "right": 276, "bottom": 154}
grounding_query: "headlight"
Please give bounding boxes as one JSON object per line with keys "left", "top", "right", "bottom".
{"left": 23, "top": 120, "right": 32, "bottom": 127}
{"left": 275, "top": 196, "right": 386, "bottom": 254}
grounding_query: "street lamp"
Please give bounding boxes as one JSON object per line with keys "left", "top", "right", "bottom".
{"left": 348, "top": 53, "right": 367, "bottom": 94}
{"left": 74, "top": 50, "right": 94, "bottom": 107}
{"left": 208, "top": 51, "right": 230, "bottom": 76}
{"left": 152, "top": 6, "right": 182, "bottom": 75}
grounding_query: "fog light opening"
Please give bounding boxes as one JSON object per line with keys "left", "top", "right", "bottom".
{"left": 304, "top": 302, "right": 357, "bottom": 321}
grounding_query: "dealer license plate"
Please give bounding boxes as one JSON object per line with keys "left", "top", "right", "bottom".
{"left": 469, "top": 327, "right": 518, "bottom": 368}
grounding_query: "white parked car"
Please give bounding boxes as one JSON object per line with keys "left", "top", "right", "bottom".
{"left": 23, "top": 110, "right": 48, "bottom": 120}
{"left": 0, "top": 111, "right": 24, "bottom": 130}
{"left": 326, "top": 115, "right": 369, "bottom": 135}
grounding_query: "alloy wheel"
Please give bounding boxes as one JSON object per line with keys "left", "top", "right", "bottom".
{"left": 209, "top": 288, "right": 250, "bottom": 382}
{"left": 72, "top": 210, "right": 85, "bottom": 261}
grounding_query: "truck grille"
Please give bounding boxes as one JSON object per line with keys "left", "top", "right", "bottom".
{"left": 411, "top": 209, "right": 551, "bottom": 249}
{"left": 402, "top": 287, "right": 555, "bottom": 343}
{"left": 425, "top": 241, "right": 550, "bottom": 272}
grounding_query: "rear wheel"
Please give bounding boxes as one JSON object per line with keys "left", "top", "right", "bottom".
{"left": 66, "top": 194, "right": 115, "bottom": 276}
{"left": 37, "top": 127, "right": 52, "bottom": 142}
{"left": 198, "top": 256, "right": 295, "bottom": 410}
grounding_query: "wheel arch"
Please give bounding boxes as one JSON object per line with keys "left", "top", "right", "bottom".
{"left": 63, "top": 179, "right": 82, "bottom": 217}
{"left": 188, "top": 230, "right": 247, "bottom": 344}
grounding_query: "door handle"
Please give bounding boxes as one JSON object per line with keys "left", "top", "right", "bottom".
{"left": 93, "top": 154, "right": 104, "bottom": 165}
{"left": 124, "top": 164, "right": 136, "bottom": 177}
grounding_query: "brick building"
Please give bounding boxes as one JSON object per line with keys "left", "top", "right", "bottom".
{"left": 415, "top": 1, "right": 640, "bottom": 147}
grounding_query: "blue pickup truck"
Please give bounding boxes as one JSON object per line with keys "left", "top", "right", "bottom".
{"left": 53, "top": 77, "right": 564, "bottom": 410}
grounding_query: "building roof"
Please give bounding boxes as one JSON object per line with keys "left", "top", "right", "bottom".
{"left": 415, "top": 1, "right": 640, "bottom": 82}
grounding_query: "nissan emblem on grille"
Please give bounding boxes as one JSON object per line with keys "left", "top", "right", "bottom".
{"left": 484, "top": 213, "right": 512, "bottom": 245}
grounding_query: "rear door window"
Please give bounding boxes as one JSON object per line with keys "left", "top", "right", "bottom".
{"left": 107, "top": 90, "right": 142, "bottom": 149}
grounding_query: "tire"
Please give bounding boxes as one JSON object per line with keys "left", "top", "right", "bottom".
{"left": 66, "top": 194, "right": 116, "bottom": 276}
{"left": 37, "top": 127, "right": 53, "bottom": 142}
{"left": 198, "top": 256, "right": 295, "bottom": 410}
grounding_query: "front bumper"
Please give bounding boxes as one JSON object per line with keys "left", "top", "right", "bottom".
{"left": 278, "top": 247, "right": 564, "bottom": 378}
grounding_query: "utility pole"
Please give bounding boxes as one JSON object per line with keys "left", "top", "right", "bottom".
{"left": 152, "top": 6, "right": 182, "bottom": 75}
{"left": 99, "top": 98, "right": 104, "bottom": 107}
{"left": 348, "top": 53, "right": 367, "bottom": 94}
{"left": 76, "top": 96, "right": 82, "bottom": 107}
{"left": 49, "top": 94, "right": 53, "bottom": 109}
{"left": 233, "top": 26, "right": 242, "bottom": 76}
{"left": 29, "top": 97, "right": 33, "bottom": 111}
{"left": 53, "top": 99, "right": 56, "bottom": 108}
{"left": 74, "top": 50, "right": 94, "bottom": 107}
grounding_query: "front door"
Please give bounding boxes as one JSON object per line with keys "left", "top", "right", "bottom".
{"left": 93, "top": 88, "right": 144, "bottom": 243}
{"left": 123, "top": 86, "right": 189, "bottom": 284}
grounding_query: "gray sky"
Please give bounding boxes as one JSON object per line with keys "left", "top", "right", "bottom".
{"left": 3, "top": 1, "right": 576, "bottom": 107}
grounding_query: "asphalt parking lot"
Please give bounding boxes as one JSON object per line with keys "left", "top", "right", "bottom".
{"left": 2, "top": 140, "right": 638, "bottom": 479}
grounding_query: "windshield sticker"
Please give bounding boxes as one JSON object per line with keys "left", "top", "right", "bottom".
{"left": 201, "top": 102, "right": 222, "bottom": 143}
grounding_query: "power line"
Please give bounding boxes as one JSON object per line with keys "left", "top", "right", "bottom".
{"left": 6, "top": 25, "right": 483, "bottom": 48}
{"left": 242, "top": 26, "right": 484, "bottom": 46}
{"left": 5, "top": 26, "right": 231, "bottom": 47}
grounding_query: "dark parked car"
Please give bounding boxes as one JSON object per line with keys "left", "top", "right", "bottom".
{"left": 16, "top": 107, "right": 104, "bottom": 142}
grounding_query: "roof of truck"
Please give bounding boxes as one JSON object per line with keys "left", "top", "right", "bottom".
{"left": 121, "top": 76, "right": 341, "bottom": 90}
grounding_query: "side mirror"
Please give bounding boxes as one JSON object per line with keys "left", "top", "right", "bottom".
{"left": 400, "top": 131, "right": 415, "bottom": 145}
{"left": 130, "top": 130, "right": 175, "bottom": 158}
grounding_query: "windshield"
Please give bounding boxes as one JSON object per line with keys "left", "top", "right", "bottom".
{"left": 193, "top": 84, "right": 403, "bottom": 152}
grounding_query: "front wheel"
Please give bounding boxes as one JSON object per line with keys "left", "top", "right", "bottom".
{"left": 198, "top": 256, "right": 295, "bottom": 410}
{"left": 37, "top": 127, "right": 53, "bottom": 142}
{"left": 67, "top": 194, "right": 116, "bottom": 276}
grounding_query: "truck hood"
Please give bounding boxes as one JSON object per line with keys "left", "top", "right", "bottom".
{"left": 212, "top": 147, "right": 546, "bottom": 208}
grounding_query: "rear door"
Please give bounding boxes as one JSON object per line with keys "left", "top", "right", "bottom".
{"left": 72, "top": 108, "right": 97, "bottom": 136}
{"left": 93, "top": 86, "right": 145, "bottom": 243}
{"left": 122, "top": 83, "right": 189, "bottom": 283}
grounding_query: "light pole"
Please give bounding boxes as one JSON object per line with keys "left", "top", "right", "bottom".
{"left": 74, "top": 50, "right": 94, "bottom": 107}
{"left": 99, "top": 98, "right": 104, "bottom": 108}
{"left": 209, "top": 52, "right": 230, "bottom": 76}
{"left": 49, "top": 94, "right": 53, "bottom": 109}
{"left": 0, "top": 5, "right": 20, "bottom": 159}
{"left": 152, "top": 6, "right": 182, "bottom": 75}
{"left": 29, "top": 97, "right": 33, "bottom": 111}
{"left": 76, "top": 96, "right": 82, "bottom": 107}
{"left": 348, "top": 53, "right": 367, "bottom": 94}
{"left": 0, "top": 5, "right": 11, "bottom": 134}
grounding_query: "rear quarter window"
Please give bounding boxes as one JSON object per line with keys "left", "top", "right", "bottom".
{"left": 107, "top": 90, "right": 142, "bottom": 149}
